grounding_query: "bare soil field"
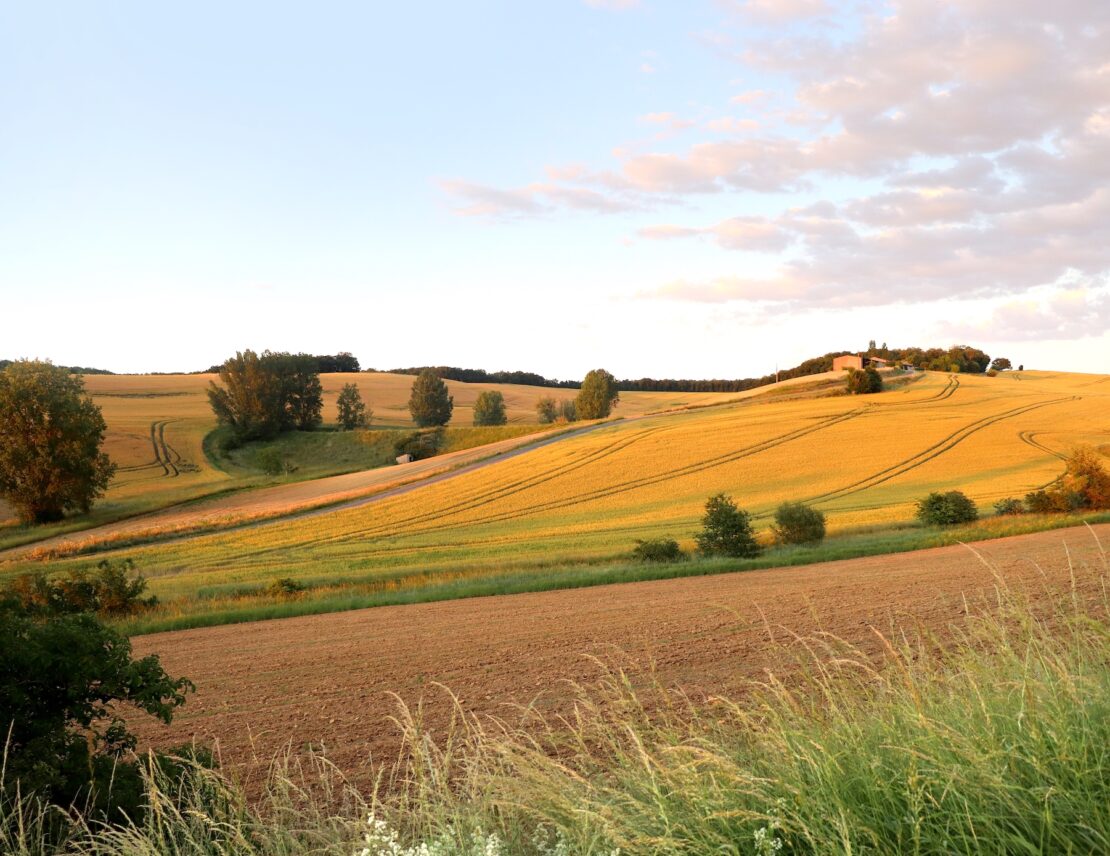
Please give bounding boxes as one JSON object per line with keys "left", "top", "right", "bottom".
{"left": 131, "top": 521, "right": 1110, "bottom": 783}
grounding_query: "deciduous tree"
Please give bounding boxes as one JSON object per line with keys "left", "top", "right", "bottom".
{"left": 695, "top": 493, "right": 762, "bottom": 558}
{"left": 0, "top": 360, "right": 116, "bottom": 523}
{"left": 473, "top": 390, "right": 507, "bottom": 426}
{"left": 408, "top": 369, "right": 454, "bottom": 427}
{"left": 576, "top": 368, "right": 620, "bottom": 419}
{"left": 336, "top": 382, "right": 369, "bottom": 429}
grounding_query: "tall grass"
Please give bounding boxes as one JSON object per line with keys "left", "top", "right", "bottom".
{"left": 6, "top": 540, "right": 1109, "bottom": 854}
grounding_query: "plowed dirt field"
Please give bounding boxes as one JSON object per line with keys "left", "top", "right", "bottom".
{"left": 132, "top": 522, "right": 1110, "bottom": 782}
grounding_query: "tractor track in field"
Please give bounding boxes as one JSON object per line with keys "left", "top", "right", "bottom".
{"left": 1019, "top": 430, "right": 1069, "bottom": 490}
{"left": 114, "top": 420, "right": 181, "bottom": 477}
{"left": 295, "top": 407, "right": 870, "bottom": 554}
{"left": 796, "top": 396, "right": 1076, "bottom": 511}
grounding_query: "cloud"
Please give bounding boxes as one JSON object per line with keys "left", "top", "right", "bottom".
{"left": 937, "top": 284, "right": 1110, "bottom": 341}
{"left": 442, "top": 0, "right": 1110, "bottom": 314}
{"left": 439, "top": 180, "right": 549, "bottom": 219}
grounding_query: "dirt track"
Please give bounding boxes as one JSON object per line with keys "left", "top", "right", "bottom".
{"left": 132, "top": 522, "right": 1109, "bottom": 780}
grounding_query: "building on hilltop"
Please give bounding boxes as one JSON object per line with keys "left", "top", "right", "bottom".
{"left": 832, "top": 354, "right": 891, "bottom": 371}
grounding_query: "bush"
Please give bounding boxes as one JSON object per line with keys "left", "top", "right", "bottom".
{"left": 267, "top": 577, "right": 307, "bottom": 598}
{"left": 846, "top": 366, "right": 883, "bottom": 395}
{"left": 536, "top": 397, "right": 558, "bottom": 424}
{"left": 1022, "top": 447, "right": 1110, "bottom": 514}
{"left": 257, "top": 447, "right": 285, "bottom": 475}
{"left": 993, "top": 497, "right": 1024, "bottom": 516}
{"left": 0, "top": 597, "right": 192, "bottom": 824}
{"left": 393, "top": 428, "right": 444, "bottom": 461}
{"left": 916, "top": 490, "right": 979, "bottom": 526}
{"left": 695, "top": 493, "right": 762, "bottom": 558}
{"left": 559, "top": 399, "right": 578, "bottom": 423}
{"left": 771, "top": 501, "right": 827, "bottom": 545}
{"left": 631, "top": 538, "right": 687, "bottom": 563}
{"left": 4, "top": 559, "right": 158, "bottom": 617}
{"left": 473, "top": 390, "right": 508, "bottom": 426}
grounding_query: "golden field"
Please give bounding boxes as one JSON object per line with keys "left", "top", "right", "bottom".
{"left": 0, "top": 372, "right": 737, "bottom": 548}
{"left": 4, "top": 369, "right": 1107, "bottom": 631}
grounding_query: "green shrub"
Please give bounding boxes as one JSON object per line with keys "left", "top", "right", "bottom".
{"left": 993, "top": 497, "right": 1024, "bottom": 516}
{"left": 631, "top": 538, "right": 687, "bottom": 563}
{"left": 771, "top": 501, "right": 827, "bottom": 545}
{"left": 393, "top": 428, "right": 444, "bottom": 461}
{"left": 257, "top": 447, "right": 285, "bottom": 475}
{"left": 846, "top": 366, "right": 883, "bottom": 395}
{"left": 695, "top": 493, "right": 761, "bottom": 558}
{"left": 5, "top": 559, "right": 158, "bottom": 617}
{"left": 0, "top": 598, "right": 192, "bottom": 826}
{"left": 916, "top": 490, "right": 978, "bottom": 526}
{"left": 267, "top": 578, "right": 307, "bottom": 598}
{"left": 536, "top": 396, "right": 558, "bottom": 424}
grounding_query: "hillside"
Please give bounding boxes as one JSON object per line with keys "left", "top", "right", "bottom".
{"left": 4, "top": 368, "right": 1107, "bottom": 631}
{"left": 0, "top": 372, "right": 736, "bottom": 549}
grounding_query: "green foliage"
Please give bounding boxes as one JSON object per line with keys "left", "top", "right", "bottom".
{"left": 408, "top": 369, "right": 454, "bottom": 427}
{"left": 559, "top": 399, "right": 578, "bottom": 423}
{"left": 0, "top": 360, "right": 117, "bottom": 524}
{"left": 916, "top": 490, "right": 979, "bottom": 526}
{"left": 846, "top": 366, "right": 884, "bottom": 394}
{"left": 472, "top": 390, "right": 508, "bottom": 426}
{"left": 256, "top": 447, "right": 286, "bottom": 476}
{"left": 336, "top": 382, "right": 369, "bottom": 429}
{"left": 695, "top": 493, "right": 762, "bottom": 558}
{"left": 206, "top": 350, "right": 323, "bottom": 441}
{"left": 990, "top": 357, "right": 1012, "bottom": 371}
{"left": 267, "top": 577, "right": 307, "bottom": 598}
{"left": 631, "top": 537, "right": 687, "bottom": 563}
{"left": 5, "top": 559, "right": 158, "bottom": 617}
{"left": 994, "top": 497, "right": 1024, "bottom": 516}
{"left": 535, "top": 396, "right": 558, "bottom": 424}
{"left": 393, "top": 428, "right": 444, "bottom": 461}
{"left": 771, "top": 501, "right": 827, "bottom": 545}
{"left": 1024, "top": 447, "right": 1110, "bottom": 514}
{"left": 575, "top": 369, "right": 620, "bottom": 419}
{"left": 0, "top": 598, "right": 192, "bottom": 824}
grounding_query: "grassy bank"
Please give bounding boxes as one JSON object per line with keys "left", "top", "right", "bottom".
{"left": 6, "top": 543, "right": 1108, "bottom": 854}
{"left": 117, "top": 510, "right": 1110, "bottom": 635}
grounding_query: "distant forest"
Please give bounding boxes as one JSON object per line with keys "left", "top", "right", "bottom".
{"left": 0, "top": 359, "right": 114, "bottom": 375}
{"left": 387, "top": 344, "right": 993, "bottom": 394}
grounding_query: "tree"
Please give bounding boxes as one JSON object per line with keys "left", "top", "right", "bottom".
{"left": 536, "top": 396, "right": 558, "bottom": 424}
{"left": 207, "top": 350, "right": 323, "bottom": 440}
{"left": 576, "top": 368, "right": 620, "bottom": 419}
{"left": 916, "top": 490, "right": 979, "bottom": 526}
{"left": 846, "top": 366, "right": 883, "bottom": 394}
{"left": 408, "top": 369, "right": 453, "bottom": 427}
{"left": 473, "top": 390, "right": 508, "bottom": 426}
{"left": 771, "top": 501, "right": 827, "bottom": 545}
{"left": 0, "top": 594, "right": 192, "bottom": 822}
{"left": 0, "top": 360, "right": 117, "bottom": 524}
{"left": 695, "top": 493, "right": 762, "bottom": 558}
{"left": 990, "top": 357, "right": 1012, "bottom": 372}
{"left": 1025, "top": 446, "right": 1110, "bottom": 512}
{"left": 336, "top": 382, "right": 369, "bottom": 429}
{"left": 559, "top": 399, "right": 578, "bottom": 422}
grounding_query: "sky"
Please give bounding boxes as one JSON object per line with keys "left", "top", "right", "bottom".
{"left": 1, "top": 0, "right": 1108, "bottom": 378}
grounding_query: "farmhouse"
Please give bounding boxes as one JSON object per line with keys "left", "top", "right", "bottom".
{"left": 832, "top": 354, "right": 890, "bottom": 371}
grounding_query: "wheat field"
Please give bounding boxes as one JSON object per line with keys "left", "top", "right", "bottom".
{"left": 6, "top": 369, "right": 1106, "bottom": 627}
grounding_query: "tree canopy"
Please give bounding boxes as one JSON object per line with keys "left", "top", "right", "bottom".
{"left": 576, "top": 369, "right": 620, "bottom": 419}
{"left": 336, "top": 382, "right": 370, "bottom": 429}
{"left": 408, "top": 369, "right": 454, "bottom": 427}
{"left": 0, "top": 360, "right": 116, "bottom": 523}
{"left": 207, "top": 350, "right": 323, "bottom": 441}
{"left": 473, "top": 390, "right": 508, "bottom": 426}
